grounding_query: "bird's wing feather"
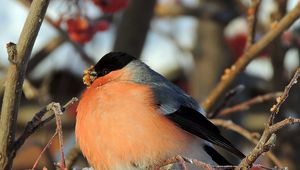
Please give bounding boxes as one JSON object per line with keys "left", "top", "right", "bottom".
{"left": 129, "top": 61, "right": 244, "bottom": 158}
{"left": 167, "top": 106, "right": 245, "bottom": 159}
{"left": 203, "top": 144, "right": 232, "bottom": 165}
{"left": 129, "top": 61, "right": 203, "bottom": 114}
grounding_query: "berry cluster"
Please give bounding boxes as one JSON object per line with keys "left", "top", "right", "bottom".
{"left": 56, "top": 0, "right": 128, "bottom": 44}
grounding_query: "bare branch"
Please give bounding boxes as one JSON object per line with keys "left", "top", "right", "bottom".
{"left": 246, "top": 0, "right": 261, "bottom": 48}
{"left": 31, "top": 131, "right": 58, "bottom": 170}
{"left": 269, "top": 68, "right": 300, "bottom": 125}
{"left": 219, "top": 92, "right": 281, "bottom": 116}
{"left": 12, "top": 97, "right": 78, "bottom": 160}
{"left": 208, "top": 85, "right": 245, "bottom": 118}
{"left": 26, "top": 36, "right": 65, "bottom": 75}
{"left": 203, "top": 2, "right": 300, "bottom": 112}
{"left": 211, "top": 119, "right": 260, "bottom": 142}
{"left": 0, "top": 0, "right": 50, "bottom": 169}
{"left": 50, "top": 103, "right": 66, "bottom": 170}
{"left": 31, "top": 101, "right": 73, "bottom": 170}
{"left": 269, "top": 117, "right": 300, "bottom": 134}
{"left": 159, "top": 155, "right": 279, "bottom": 170}
{"left": 23, "top": 79, "right": 40, "bottom": 99}
{"left": 211, "top": 119, "right": 283, "bottom": 168}
{"left": 18, "top": 0, "right": 94, "bottom": 65}
{"left": 236, "top": 68, "right": 300, "bottom": 169}
{"left": 157, "top": 155, "right": 213, "bottom": 170}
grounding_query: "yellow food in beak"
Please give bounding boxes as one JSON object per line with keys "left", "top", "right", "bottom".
{"left": 83, "top": 65, "right": 97, "bottom": 86}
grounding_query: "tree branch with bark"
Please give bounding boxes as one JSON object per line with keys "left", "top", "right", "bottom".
{"left": 202, "top": 1, "right": 300, "bottom": 112}
{"left": 0, "top": 0, "right": 50, "bottom": 169}
{"left": 235, "top": 68, "right": 300, "bottom": 170}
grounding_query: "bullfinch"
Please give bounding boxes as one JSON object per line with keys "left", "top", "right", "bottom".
{"left": 76, "top": 52, "right": 245, "bottom": 170}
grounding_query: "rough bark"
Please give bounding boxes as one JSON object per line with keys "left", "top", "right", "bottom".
{"left": 0, "top": 0, "right": 50, "bottom": 169}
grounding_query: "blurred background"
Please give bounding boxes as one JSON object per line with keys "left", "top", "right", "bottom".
{"left": 0, "top": 0, "right": 300, "bottom": 169}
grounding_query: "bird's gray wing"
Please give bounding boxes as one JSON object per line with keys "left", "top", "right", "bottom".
{"left": 130, "top": 61, "right": 204, "bottom": 115}
{"left": 149, "top": 81, "right": 202, "bottom": 114}
{"left": 148, "top": 78, "right": 245, "bottom": 159}
{"left": 129, "top": 61, "right": 244, "bottom": 158}
{"left": 149, "top": 80, "right": 245, "bottom": 159}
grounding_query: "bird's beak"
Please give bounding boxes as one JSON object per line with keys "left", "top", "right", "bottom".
{"left": 83, "top": 65, "right": 97, "bottom": 86}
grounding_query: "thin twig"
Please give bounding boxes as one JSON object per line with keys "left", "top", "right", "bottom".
{"left": 26, "top": 36, "right": 65, "bottom": 75}
{"left": 203, "top": 2, "right": 300, "bottom": 112}
{"left": 31, "top": 131, "right": 58, "bottom": 170}
{"left": 246, "top": 0, "right": 261, "bottom": 48}
{"left": 23, "top": 79, "right": 40, "bottom": 99}
{"left": 236, "top": 68, "right": 300, "bottom": 169}
{"left": 158, "top": 155, "right": 213, "bottom": 170}
{"left": 11, "top": 97, "right": 78, "bottom": 160}
{"left": 219, "top": 92, "right": 281, "bottom": 116}
{"left": 269, "top": 68, "right": 300, "bottom": 125}
{"left": 211, "top": 119, "right": 283, "bottom": 168}
{"left": 18, "top": 0, "right": 94, "bottom": 66}
{"left": 211, "top": 119, "right": 260, "bottom": 142}
{"left": 208, "top": 85, "right": 245, "bottom": 118}
{"left": 0, "top": 0, "right": 50, "bottom": 169}
{"left": 269, "top": 117, "right": 300, "bottom": 133}
{"left": 31, "top": 101, "right": 73, "bottom": 170}
{"left": 159, "top": 155, "right": 279, "bottom": 170}
{"left": 50, "top": 103, "right": 66, "bottom": 170}
{"left": 45, "top": 16, "right": 94, "bottom": 65}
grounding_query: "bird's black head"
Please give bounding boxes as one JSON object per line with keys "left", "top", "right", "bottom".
{"left": 83, "top": 52, "right": 137, "bottom": 86}
{"left": 94, "top": 52, "right": 137, "bottom": 77}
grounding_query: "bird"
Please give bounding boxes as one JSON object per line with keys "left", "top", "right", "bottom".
{"left": 75, "top": 52, "right": 245, "bottom": 170}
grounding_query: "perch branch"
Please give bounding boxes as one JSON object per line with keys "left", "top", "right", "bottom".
{"left": 235, "top": 68, "right": 300, "bottom": 169}
{"left": 31, "top": 102, "right": 70, "bottom": 170}
{"left": 211, "top": 119, "right": 283, "bottom": 168}
{"left": 51, "top": 103, "right": 66, "bottom": 170}
{"left": 202, "top": 2, "right": 300, "bottom": 112}
{"left": 159, "top": 155, "right": 277, "bottom": 170}
{"left": 0, "top": 0, "right": 50, "bottom": 169}
{"left": 12, "top": 97, "right": 78, "bottom": 160}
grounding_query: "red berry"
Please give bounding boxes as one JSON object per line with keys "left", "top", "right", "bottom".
{"left": 225, "top": 33, "right": 247, "bottom": 59}
{"left": 92, "top": 0, "right": 128, "bottom": 13}
{"left": 93, "top": 20, "right": 110, "bottom": 32}
{"left": 66, "top": 17, "right": 89, "bottom": 32}
{"left": 66, "top": 17, "right": 94, "bottom": 44}
{"left": 69, "top": 31, "right": 94, "bottom": 44}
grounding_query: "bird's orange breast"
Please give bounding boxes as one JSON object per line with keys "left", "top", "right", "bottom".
{"left": 76, "top": 73, "right": 192, "bottom": 170}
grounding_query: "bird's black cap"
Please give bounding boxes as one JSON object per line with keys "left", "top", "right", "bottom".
{"left": 94, "top": 52, "right": 137, "bottom": 77}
